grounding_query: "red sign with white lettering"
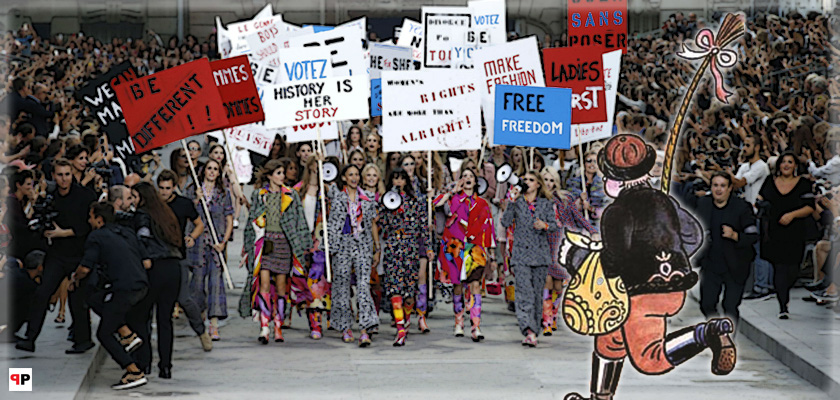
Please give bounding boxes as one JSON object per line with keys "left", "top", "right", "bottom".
{"left": 567, "top": 0, "right": 627, "bottom": 53}
{"left": 210, "top": 55, "right": 265, "bottom": 129}
{"left": 542, "top": 47, "right": 607, "bottom": 124}
{"left": 114, "top": 58, "right": 230, "bottom": 154}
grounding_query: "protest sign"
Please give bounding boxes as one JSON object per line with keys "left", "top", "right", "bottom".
{"left": 243, "top": 21, "right": 314, "bottom": 65}
{"left": 114, "top": 58, "right": 230, "bottom": 154}
{"left": 542, "top": 46, "right": 607, "bottom": 125}
{"left": 215, "top": 4, "right": 279, "bottom": 58}
{"left": 567, "top": 0, "right": 627, "bottom": 53}
{"left": 262, "top": 75, "right": 369, "bottom": 128}
{"left": 286, "top": 24, "right": 367, "bottom": 78}
{"left": 571, "top": 49, "right": 622, "bottom": 144}
{"left": 381, "top": 70, "right": 481, "bottom": 152}
{"left": 371, "top": 78, "right": 382, "bottom": 117}
{"left": 396, "top": 18, "right": 424, "bottom": 62}
{"left": 467, "top": 0, "right": 507, "bottom": 50}
{"left": 273, "top": 47, "right": 334, "bottom": 83}
{"left": 369, "top": 43, "right": 414, "bottom": 80}
{"left": 282, "top": 121, "right": 339, "bottom": 143}
{"left": 474, "top": 36, "right": 544, "bottom": 142}
{"left": 210, "top": 55, "right": 264, "bottom": 129}
{"left": 76, "top": 61, "right": 141, "bottom": 171}
{"left": 493, "top": 85, "right": 572, "bottom": 150}
{"left": 205, "top": 125, "right": 272, "bottom": 156}
{"left": 422, "top": 6, "right": 473, "bottom": 68}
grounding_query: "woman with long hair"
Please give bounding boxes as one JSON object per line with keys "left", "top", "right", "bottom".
{"left": 169, "top": 148, "right": 192, "bottom": 194}
{"left": 131, "top": 182, "right": 184, "bottom": 378}
{"left": 327, "top": 165, "right": 380, "bottom": 346}
{"left": 280, "top": 157, "right": 300, "bottom": 187}
{"left": 347, "top": 149, "right": 367, "bottom": 171}
{"left": 399, "top": 153, "right": 432, "bottom": 331}
{"left": 567, "top": 148, "right": 607, "bottom": 226}
{"left": 294, "top": 142, "right": 315, "bottom": 169}
{"left": 362, "top": 163, "right": 386, "bottom": 198}
{"left": 292, "top": 155, "right": 331, "bottom": 338}
{"left": 433, "top": 168, "right": 496, "bottom": 341}
{"left": 185, "top": 159, "right": 233, "bottom": 340}
{"left": 66, "top": 144, "right": 101, "bottom": 192}
{"left": 540, "top": 166, "right": 597, "bottom": 336}
{"left": 364, "top": 132, "right": 386, "bottom": 175}
{"left": 345, "top": 126, "right": 364, "bottom": 155}
{"left": 510, "top": 147, "right": 527, "bottom": 177}
{"left": 207, "top": 143, "right": 247, "bottom": 229}
{"left": 262, "top": 134, "right": 287, "bottom": 166}
{"left": 242, "top": 160, "right": 312, "bottom": 344}
{"left": 757, "top": 151, "right": 815, "bottom": 319}
{"left": 385, "top": 151, "right": 402, "bottom": 181}
{"left": 379, "top": 167, "right": 426, "bottom": 346}
{"left": 501, "top": 170, "right": 559, "bottom": 347}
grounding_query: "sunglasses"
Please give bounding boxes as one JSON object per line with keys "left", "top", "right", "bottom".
{"left": 585, "top": 159, "right": 597, "bottom": 164}
{"left": 524, "top": 178, "right": 536, "bottom": 182}
{"left": 188, "top": 147, "right": 200, "bottom": 151}
{"left": 403, "top": 162, "right": 415, "bottom": 166}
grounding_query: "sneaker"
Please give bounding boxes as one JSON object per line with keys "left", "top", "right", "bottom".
{"left": 522, "top": 332, "right": 537, "bottom": 347}
{"left": 120, "top": 333, "right": 142, "bottom": 353}
{"left": 199, "top": 332, "right": 213, "bottom": 351}
{"left": 709, "top": 333, "right": 737, "bottom": 376}
{"left": 804, "top": 279, "right": 825, "bottom": 291}
{"left": 744, "top": 290, "right": 771, "bottom": 300}
{"left": 471, "top": 327, "right": 484, "bottom": 342}
{"left": 342, "top": 329, "right": 354, "bottom": 343}
{"left": 393, "top": 329, "right": 406, "bottom": 347}
{"left": 258, "top": 327, "right": 270, "bottom": 345}
{"left": 209, "top": 325, "right": 221, "bottom": 341}
{"left": 542, "top": 326, "right": 553, "bottom": 336}
{"left": 454, "top": 324, "right": 465, "bottom": 337}
{"left": 369, "top": 326, "right": 379, "bottom": 335}
{"left": 310, "top": 330, "right": 322, "bottom": 340}
{"left": 812, "top": 289, "right": 839, "bottom": 302}
{"left": 359, "top": 332, "right": 371, "bottom": 348}
{"left": 418, "top": 315, "right": 430, "bottom": 333}
{"left": 778, "top": 311, "right": 790, "bottom": 320}
{"left": 111, "top": 371, "right": 148, "bottom": 390}
{"left": 233, "top": 219, "right": 240, "bottom": 229}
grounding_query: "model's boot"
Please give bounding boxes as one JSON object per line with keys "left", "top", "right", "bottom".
{"left": 391, "top": 296, "right": 406, "bottom": 346}
{"left": 257, "top": 292, "right": 272, "bottom": 345}
{"left": 470, "top": 293, "right": 483, "bottom": 342}
{"left": 273, "top": 295, "right": 286, "bottom": 343}
{"left": 307, "top": 309, "right": 322, "bottom": 340}
{"left": 542, "top": 289, "right": 553, "bottom": 336}
{"left": 417, "top": 284, "right": 430, "bottom": 333}
{"left": 453, "top": 294, "right": 465, "bottom": 337}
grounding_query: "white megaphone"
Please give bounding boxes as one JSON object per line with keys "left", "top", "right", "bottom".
{"left": 322, "top": 162, "right": 338, "bottom": 183}
{"left": 495, "top": 163, "right": 520, "bottom": 186}
{"left": 476, "top": 176, "right": 488, "bottom": 196}
{"left": 382, "top": 190, "right": 403, "bottom": 210}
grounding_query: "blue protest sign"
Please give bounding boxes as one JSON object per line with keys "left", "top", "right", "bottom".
{"left": 371, "top": 78, "right": 382, "bottom": 117}
{"left": 304, "top": 25, "right": 335, "bottom": 33}
{"left": 493, "top": 85, "right": 572, "bottom": 150}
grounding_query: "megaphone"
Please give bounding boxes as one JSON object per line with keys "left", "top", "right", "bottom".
{"left": 322, "top": 162, "right": 338, "bottom": 182}
{"left": 476, "top": 176, "right": 488, "bottom": 196}
{"left": 496, "top": 163, "right": 520, "bottom": 186}
{"left": 382, "top": 190, "right": 403, "bottom": 210}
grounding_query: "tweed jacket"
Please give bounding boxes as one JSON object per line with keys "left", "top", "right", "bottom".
{"left": 251, "top": 186, "right": 312, "bottom": 262}
{"left": 327, "top": 185, "right": 378, "bottom": 250}
{"left": 501, "top": 196, "right": 559, "bottom": 267}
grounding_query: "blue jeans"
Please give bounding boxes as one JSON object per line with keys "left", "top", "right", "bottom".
{"left": 753, "top": 222, "right": 774, "bottom": 293}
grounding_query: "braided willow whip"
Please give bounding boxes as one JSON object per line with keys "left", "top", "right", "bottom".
{"left": 661, "top": 13, "right": 745, "bottom": 194}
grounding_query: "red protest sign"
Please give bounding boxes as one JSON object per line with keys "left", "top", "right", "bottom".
{"left": 114, "top": 58, "right": 229, "bottom": 154}
{"left": 542, "top": 47, "right": 607, "bottom": 124}
{"left": 210, "top": 55, "right": 265, "bottom": 128}
{"left": 567, "top": 0, "right": 627, "bottom": 53}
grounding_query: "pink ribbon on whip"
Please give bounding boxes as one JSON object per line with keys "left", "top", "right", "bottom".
{"left": 677, "top": 28, "right": 738, "bottom": 104}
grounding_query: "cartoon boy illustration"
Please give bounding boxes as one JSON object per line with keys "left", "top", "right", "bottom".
{"left": 564, "top": 134, "right": 736, "bottom": 400}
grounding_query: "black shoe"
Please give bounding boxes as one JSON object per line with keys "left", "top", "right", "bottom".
{"left": 159, "top": 367, "right": 172, "bottom": 379}
{"left": 66, "top": 327, "right": 74, "bottom": 342}
{"left": 744, "top": 291, "right": 771, "bottom": 300}
{"left": 507, "top": 302, "right": 516, "bottom": 312}
{"left": 65, "top": 341, "right": 95, "bottom": 354}
{"left": 15, "top": 340, "right": 35, "bottom": 352}
{"left": 111, "top": 371, "right": 148, "bottom": 390}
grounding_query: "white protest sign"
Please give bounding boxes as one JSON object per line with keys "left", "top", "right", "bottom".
{"left": 215, "top": 5, "right": 278, "bottom": 59}
{"left": 396, "top": 18, "right": 424, "bottom": 62}
{"left": 220, "top": 125, "right": 273, "bottom": 156}
{"left": 572, "top": 49, "right": 622, "bottom": 144}
{"left": 468, "top": 0, "right": 507, "bottom": 50}
{"left": 262, "top": 75, "right": 370, "bottom": 128}
{"left": 244, "top": 23, "right": 314, "bottom": 64}
{"left": 286, "top": 24, "right": 367, "bottom": 78}
{"left": 381, "top": 70, "right": 482, "bottom": 152}
{"left": 368, "top": 43, "right": 414, "bottom": 80}
{"left": 282, "top": 122, "right": 339, "bottom": 144}
{"left": 273, "top": 47, "right": 334, "bottom": 83}
{"left": 422, "top": 6, "right": 473, "bottom": 68}
{"left": 474, "top": 36, "right": 545, "bottom": 142}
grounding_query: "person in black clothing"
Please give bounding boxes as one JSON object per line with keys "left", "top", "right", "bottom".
{"left": 70, "top": 202, "right": 149, "bottom": 390}
{"left": 691, "top": 172, "right": 758, "bottom": 331}
{"left": 156, "top": 170, "right": 211, "bottom": 351}
{"left": 4, "top": 78, "right": 54, "bottom": 137}
{"left": 16, "top": 159, "right": 98, "bottom": 353}
{"left": 5, "top": 169, "right": 45, "bottom": 260}
{"left": 128, "top": 182, "right": 185, "bottom": 379}
{"left": 2, "top": 251, "right": 45, "bottom": 341}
